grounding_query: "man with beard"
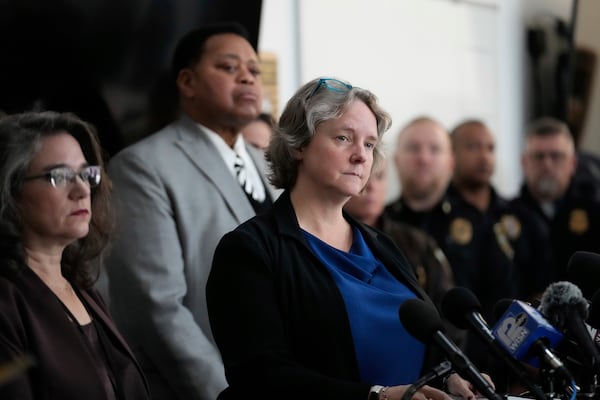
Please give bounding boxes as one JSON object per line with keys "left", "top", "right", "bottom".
{"left": 449, "top": 120, "right": 553, "bottom": 302}
{"left": 447, "top": 120, "right": 551, "bottom": 393}
{"left": 512, "top": 117, "right": 600, "bottom": 282}
{"left": 445, "top": 120, "right": 518, "bottom": 315}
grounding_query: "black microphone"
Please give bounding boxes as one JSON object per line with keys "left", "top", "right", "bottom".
{"left": 399, "top": 298, "right": 503, "bottom": 400}
{"left": 588, "top": 289, "right": 600, "bottom": 330}
{"left": 401, "top": 360, "right": 452, "bottom": 400}
{"left": 567, "top": 251, "right": 600, "bottom": 301}
{"left": 441, "top": 287, "right": 548, "bottom": 400}
{"left": 539, "top": 281, "right": 600, "bottom": 373}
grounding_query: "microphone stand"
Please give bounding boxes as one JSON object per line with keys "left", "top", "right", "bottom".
{"left": 401, "top": 361, "right": 453, "bottom": 400}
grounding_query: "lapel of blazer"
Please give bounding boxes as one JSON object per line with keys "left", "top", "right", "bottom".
{"left": 80, "top": 290, "right": 138, "bottom": 359}
{"left": 80, "top": 290, "right": 150, "bottom": 390}
{"left": 171, "top": 116, "right": 256, "bottom": 224}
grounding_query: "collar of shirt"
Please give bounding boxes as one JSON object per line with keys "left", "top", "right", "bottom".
{"left": 198, "top": 123, "right": 266, "bottom": 200}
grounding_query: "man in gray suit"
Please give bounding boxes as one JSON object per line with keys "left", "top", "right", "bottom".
{"left": 104, "top": 23, "right": 278, "bottom": 400}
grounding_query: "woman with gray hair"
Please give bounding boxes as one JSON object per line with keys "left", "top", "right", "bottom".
{"left": 207, "top": 78, "right": 483, "bottom": 400}
{"left": 0, "top": 111, "right": 149, "bottom": 399}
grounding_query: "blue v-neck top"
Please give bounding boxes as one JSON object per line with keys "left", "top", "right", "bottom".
{"left": 303, "top": 226, "right": 425, "bottom": 385}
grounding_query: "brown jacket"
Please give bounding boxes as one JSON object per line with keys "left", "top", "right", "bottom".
{"left": 0, "top": 265, "right": 149, "bottom": 400}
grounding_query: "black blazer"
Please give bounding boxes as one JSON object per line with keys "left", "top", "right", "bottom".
{"left": 0, "top": 265, "right": 150, "bottom": 400}
{"left": 207, "top": 191, "right": 438, "bottom": 400}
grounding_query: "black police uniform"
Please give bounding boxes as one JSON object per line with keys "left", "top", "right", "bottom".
{"left": 385, "top": 187, "right": 517, "bottom": 321}
{"left": 478, "top": 187, "right": 554, "bottom": 302}
{"left": 512, "top": 177, "right": 600, "bottom": 283}
{"left": 386, "top": 188, "right": 517, "bottom": 388}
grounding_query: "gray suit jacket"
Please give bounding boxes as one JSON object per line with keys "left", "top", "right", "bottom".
{"left": 104, "top": 115, "right": 279, "bottom": 400}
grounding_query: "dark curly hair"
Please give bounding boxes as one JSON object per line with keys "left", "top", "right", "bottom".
{"left": 0, "top": 111, "right": 113, "bottom": 287}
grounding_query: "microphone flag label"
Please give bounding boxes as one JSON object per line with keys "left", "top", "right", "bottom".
{"left": 492, "top": 300, "right": 563, "bottom": 367}
{"left": 495, "top": 311, "right": 529, "bottom": 352}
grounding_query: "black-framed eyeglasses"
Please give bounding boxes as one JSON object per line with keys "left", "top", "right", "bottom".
{"left": 24, "top": 165, "right": 102, "bottom": 188}
{"left": 527, "top": 151, "right": 568, "bottom": 163}
{"left": 307, "top": 78, "right": 353, "bottom": 99}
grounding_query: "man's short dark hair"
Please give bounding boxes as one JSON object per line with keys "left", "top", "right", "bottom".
{"left": 526, "top": 116, "right": 571, "bottom": 138}
{"left": 171, "top": 22, "right": 251, "bottom": 81}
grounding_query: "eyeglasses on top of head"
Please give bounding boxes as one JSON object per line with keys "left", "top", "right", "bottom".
{"left": 307, "top": 78, "right": 353, "bottom": 99}
{"left": 24, "top": 165, "right": 102, "bottom": 188}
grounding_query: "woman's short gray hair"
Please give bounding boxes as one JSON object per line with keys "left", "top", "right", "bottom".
{"left": 266, "top": 77, "right": 392, "bottom": 190}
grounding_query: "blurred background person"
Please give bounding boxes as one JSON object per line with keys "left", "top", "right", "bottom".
{"left": 242, "top": 112, "right": 275, "bottom": 150}
{"left": 0, "top": 111, "right": 149, "bottom": 399}
{"left": 385, "top": 115, "right": 515, "bottom": 385}
{"left": 447, "top": 119, "right": 550, "bottom": 391}
{"left": 385, "top": 116, "right": 454, "bottom": 226}
{"left": 207, "top": 77, "right": 486, "bottom": 400}
{"left": 512, "top": 117, "right": 600, "bottom": 282}
{"left": 450, "top": 119, "right": 551, "bottom": 302}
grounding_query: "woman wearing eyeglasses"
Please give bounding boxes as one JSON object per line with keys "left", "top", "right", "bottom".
{"left": 0, "top": 111, "right": 149, "bottom": 399}
{"left": 207, "top": 78, "right": 493, "bottom": 400}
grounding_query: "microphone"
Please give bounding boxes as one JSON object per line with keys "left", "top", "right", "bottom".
{"left": 567, "top": 251, "right": 600, "bottom": 301}
{"left": 539, "top": 281, "right": 600, "bottom": 373}
{"left": 400, "top": 360, "right": 452, "bottom": 400}
{"left": 441, "top": 287, "right": 547, "bottom": 400}
{"left": 399, "top": 298, "right": 503, "bottom": 400}
{"left": 588, "top": 289, "right": 600, "bottom": 330}
{"left": 491, "top": 299, "right": 573, "bottom": 384}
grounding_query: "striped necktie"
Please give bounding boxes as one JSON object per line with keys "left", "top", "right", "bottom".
{"left": 234, "top": 154, "right": 255, "bottom": 199}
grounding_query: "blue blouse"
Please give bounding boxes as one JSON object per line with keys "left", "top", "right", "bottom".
{"left": 303, "top": 226, "right": 425, "bottom": 385}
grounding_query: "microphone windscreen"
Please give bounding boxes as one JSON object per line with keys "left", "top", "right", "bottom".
{"left": 539, "top": 281, "right": 588, "bottom": 330}
{"left": 589, "top": 289, "right": 600, "bottom": 330}
{"left": 567, "top": 251, "right": 600, "bottom": 300}
{"left": 441, "top": 287, "right": 482, "bottom": 329}
{"left": 399, "top": 298, "right": 444, "bottom": 344}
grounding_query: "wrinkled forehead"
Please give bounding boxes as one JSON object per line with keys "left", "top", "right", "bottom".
{"left": 525, "top": 132, "right": 574, "bottom": 154}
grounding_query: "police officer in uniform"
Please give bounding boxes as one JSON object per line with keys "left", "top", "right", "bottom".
{"left": 449, "top": 119, "right": 551, "bottom": 303}
{"left": 512, "top": 117, "right": 600, "bottom": 282}
{"left": 386, "top": 117, "right": 515, "bottom": 319}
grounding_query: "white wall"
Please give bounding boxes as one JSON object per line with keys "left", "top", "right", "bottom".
{"left": 258, "top": 0, "right": 574, "bottom": 201}
{"left": 576, "top": 0, "right": 600, "bottom": 154}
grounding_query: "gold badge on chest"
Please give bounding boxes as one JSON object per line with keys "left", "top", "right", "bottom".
{"left": 450, "top": 217, "right": 472, "bottom": 245}
{"left": 569, "top": 208, "right": 589, "bottom": 234}
{"left": 500, "top": 214, "right": 521, "bottom": 240}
